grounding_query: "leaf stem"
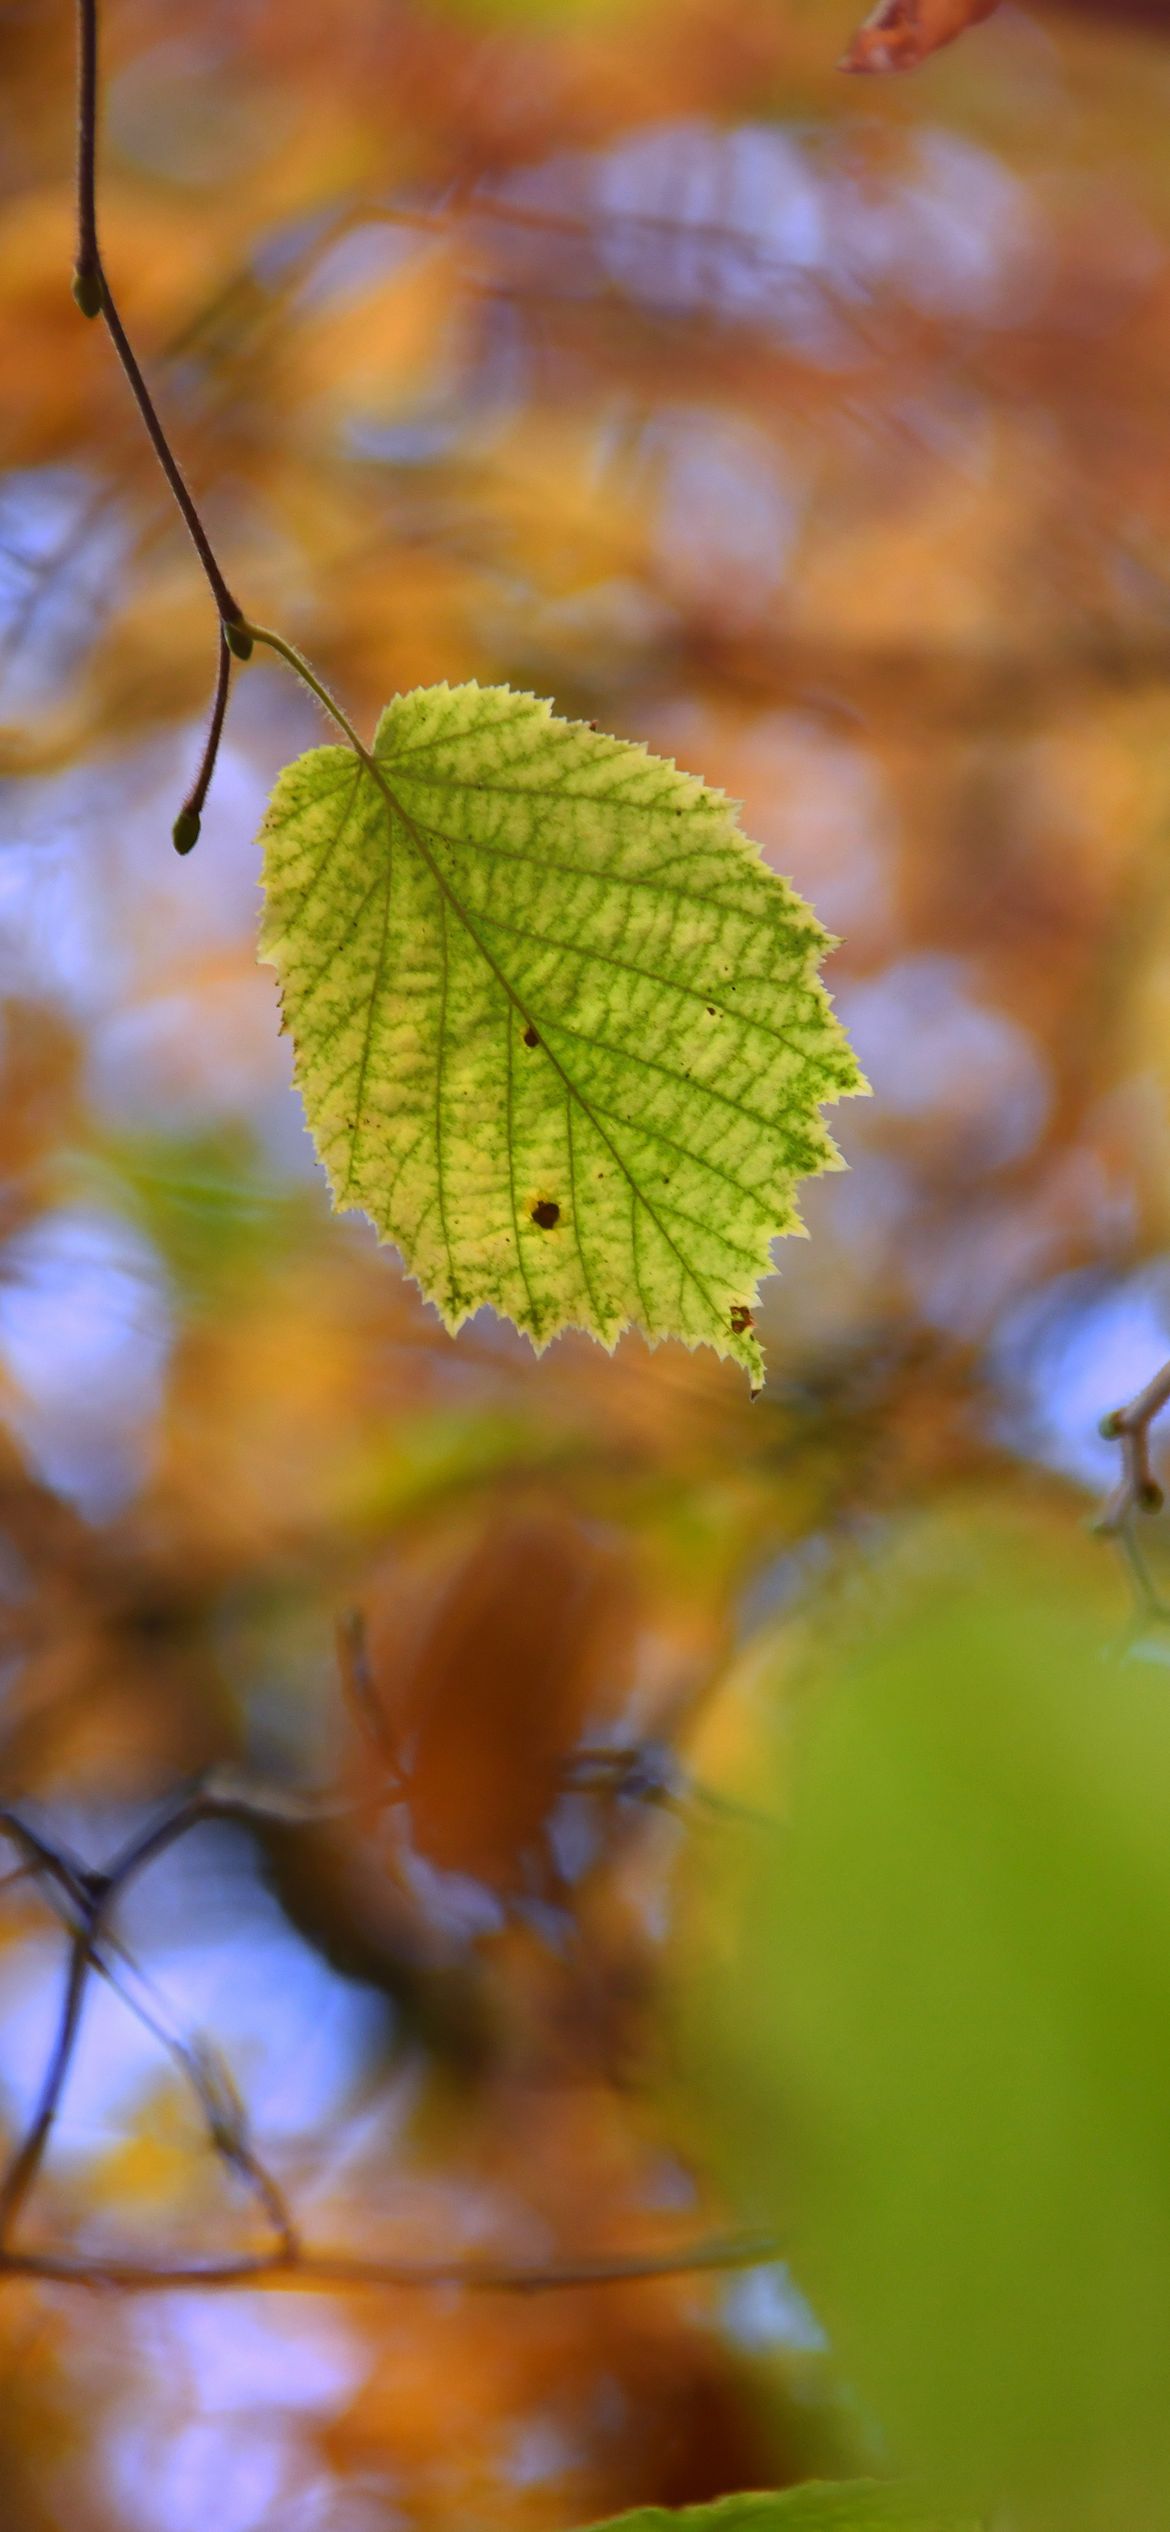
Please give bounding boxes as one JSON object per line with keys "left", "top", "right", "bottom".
{"left": 243, "top": 622, "right": 371, "bottom": 759}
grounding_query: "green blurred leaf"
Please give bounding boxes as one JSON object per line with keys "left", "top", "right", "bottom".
{"left": 581, "top": 2481, "right": 976, "bottom": 2531}
{"left": 688, "top": 1547, "right": 1170, "bottom": 2529}
{"left": 258, "top": 683, "right": 862, "bottom": 1383}
{"left": 91, "top": 1128, "right": 307, "bottom": 1303}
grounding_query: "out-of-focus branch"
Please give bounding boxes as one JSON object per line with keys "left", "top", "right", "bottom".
{"left": 95, "top": 1946, "right": 300, "bottom": 2258}
{"left": 0, "top": 1780, "right": 316, "bottom": 2259}
{"left": 0, "top": 2232, "right": 775, "bottom": 2297}
{"left": 1098, "top": 1364, "right": 1170, "bottom": 1529}
{"left": 9, "top": 625, "right": 1170, "bottom": 787}
{"left": 1054, "top": 0, "right": 1170, "bottom": 28}
{"left": 0, "top": 1786, "right": 773, "bottom": 2298}
{"left": 695, "top": 627, "right": 1170, "bottom": 737}
{"left": 0, "top": 1929, "right": 90, "bottom": 2242}
{"left": 1097, "top": 1361, "right": 1170, "bottom": 1620}
{"left": 336, "top": 1610, "right": 410, "bottom": 1794}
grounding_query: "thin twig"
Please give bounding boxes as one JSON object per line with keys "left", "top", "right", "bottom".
{"left": 173, "top": 628, "right": 232, "bottom": 854}
{"left": 0, "top": 1837, "right": 299, "bottom": 2260}
{"left": 336, "top": 1611, "right": 410, "bottom": 1795}
{"left": 0, "top": 1788, "right": 315, "bottom": 2258}
{"left": 73, "top": 0, "right": 242, "bottom": 627}
{"left": 72, "top": 0, "right": 247, "bottom": 849}
{"left": 1095, "top": 1359, "right": 1170, "bottom": 1620}
{"left": 74, "top": 0, "right": 98, "bottom": 289}
{"left": 0, "top": 2231, "right": 775, "bottom": 2297}
{"left": 0, "top": 1811, "right": 87, "bottom": 1905}
{"left": 1097, "top": 1360, "right": 1170, "bottom": 1532}
{"left": 93, "top": 1944, "right": 299, "bottom": 2258}
{"left": 0, "top": 1929, "right": 92, "bottom": 2242}
{"left": 0, "top": 1792, "right": 770, "bottom": 2296}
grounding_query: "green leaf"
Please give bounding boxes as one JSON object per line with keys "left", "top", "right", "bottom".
{"left": 577, "top": 2483, "right": 976, "bottom": 2532}
{"left": 258, "top": 683, "right": 862, "bottom": 1382}
{"left": 685, "top": 1532, "right": 1170, "bottom": 2530}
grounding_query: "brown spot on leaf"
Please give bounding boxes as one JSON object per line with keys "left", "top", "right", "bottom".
{"left": 729, "top": 1305, "right": 754, "bottom": 1334}
{"left": 531, "top": 1199, "right": 560, "bottom": 1230}
{"left": 523, "top": 1024, "right": 540, "bottom": 1048}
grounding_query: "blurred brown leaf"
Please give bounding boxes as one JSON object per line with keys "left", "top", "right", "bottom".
{"left": 347, "top": 1506, "right": 640, "bottom": 1902}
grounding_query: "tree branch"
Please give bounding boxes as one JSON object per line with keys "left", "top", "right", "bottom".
{"left": 0, "top": 2232, "right": 775, "bottom": 2298}
{"left": 72, "top": 0, "right": 249, "bottom": 848}
{"left": 173, "top": 627, "right": 232, "bottom": 854}
{"left": 73, "top": 0, "right": 243, "bottom": 628}
{"left": 0, "top": 1790, "right": 772, "bottom": 2297}
{"left": 0, "top": 1785, "right": 315, "bottom": 2259}
{"left": 0, "top": 1928, "right": 91, "bottom": 2243}
{"left": 1098, "top": 1361, "right": 1170, "bottom": 1528}
{"left": 1096, "top": 1360, "right": 1170, "bottom": 1620}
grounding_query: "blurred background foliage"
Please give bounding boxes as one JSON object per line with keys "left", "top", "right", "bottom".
{"left": 4, "top": 0, "right": 1170, "bottom": 2524}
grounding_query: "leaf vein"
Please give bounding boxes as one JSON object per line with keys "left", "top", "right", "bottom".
{"left": 474, "top": 906, "right": 818, "bottom": 1060}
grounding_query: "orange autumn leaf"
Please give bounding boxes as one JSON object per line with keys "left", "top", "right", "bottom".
{"left": 840, "top": 0, "right": 1001, "bottom": 73}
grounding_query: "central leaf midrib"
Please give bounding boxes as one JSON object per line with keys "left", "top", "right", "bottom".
{"left": 359, "top": 755, "right": 741, "bottom": 1345}
{"left": 342, "top": 829, "right": 395, "bottom": 1204}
